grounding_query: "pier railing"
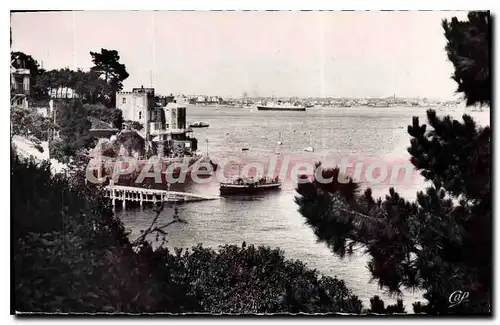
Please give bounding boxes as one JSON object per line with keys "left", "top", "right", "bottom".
{"left": 103, "top": 182, "right": 218, "bottom": 208}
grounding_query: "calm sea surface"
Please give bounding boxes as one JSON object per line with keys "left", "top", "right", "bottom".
{"left": 118, "top": 104, "right": 489, "bottom": 309}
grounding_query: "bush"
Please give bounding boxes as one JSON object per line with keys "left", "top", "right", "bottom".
{"left": 158, "top": 243, "right": 361, "bottom": 314}
{"left": 57, "top": 99, "right": 96, "bottom": 159}
{"left": 11, "top": 106, "right": 55, "bottom": 141}
{"left": 369, "top": 296, "right": 386, "bottom": 314}
{"left": 128, "top": 121, "right": 143, "bottom": 131}
{"left": 12, "top": 145, "right": 191, "bottom": 312}
{"left": 386, "top": 299, "right": 406, "bottom": 314}
{"left": 84, "top": 103, "right": 123, "bottom": 129}
{"left": 13, "top": 145, "right": 364, "bottom": 314}
{"left": 115, "top": 131, "right": 145, "bottom": 157}
{"left": 102, "top": 146, "right": 117, "bottom": 158}
{"left": 49, "top": 138, "right": 71, "bottom": 164}
{"left": 368, "top": 296, "right": 406, "bottom": 314}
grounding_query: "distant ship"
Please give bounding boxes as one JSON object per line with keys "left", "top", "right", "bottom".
{"left": 220, "top": 176, "right": 282, "bottom": 195}
{"left": 189, "top": 121, "right": 210, "bottom": 128}
{"left": 257, "top": 101, "right": 306, "bottom": 111}
{"left": 367, "top": 101, "right": 390, "bottom": 108}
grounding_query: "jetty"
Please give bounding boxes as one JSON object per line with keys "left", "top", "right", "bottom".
{"left": 103, "top": 182, "right": 219, "bottom": 208}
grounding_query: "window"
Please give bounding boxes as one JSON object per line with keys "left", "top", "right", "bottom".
{"left": 139, "top": 111, "right": 142, "bottom": 120}
{"left": 122, "top": 97, "right": 126, "bottom": 104}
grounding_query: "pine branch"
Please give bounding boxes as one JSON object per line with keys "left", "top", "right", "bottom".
{"left": 131, "top": 203, "right": 186, "bottom": 247}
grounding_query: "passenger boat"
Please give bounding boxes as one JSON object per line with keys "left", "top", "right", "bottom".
{"left": 219, "top": 176, "right": 282, "bottom": 195}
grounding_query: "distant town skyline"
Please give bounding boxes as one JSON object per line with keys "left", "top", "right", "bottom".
{"left": 11, "top": 11, "right": 468, "bottom": 99}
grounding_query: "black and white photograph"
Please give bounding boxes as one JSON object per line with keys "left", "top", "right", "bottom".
{"left": 10, "top": 8, "right": 491, "bottom": 316}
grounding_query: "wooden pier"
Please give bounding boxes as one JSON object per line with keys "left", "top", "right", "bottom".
{"left": 103, "top": 183, "right": 219, "bottom": 208}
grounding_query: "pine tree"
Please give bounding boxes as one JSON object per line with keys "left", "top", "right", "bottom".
{"left": 442, "top": 11, "right": 490, "bottom": 106}
{"left": 295, "top": 11, "right": 491, "bottom": 315}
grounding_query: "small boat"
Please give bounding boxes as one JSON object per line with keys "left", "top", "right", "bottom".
{"left": 220, "top": 176, "right": 282, "bottom": 195}
{"left": 303, "top": 146, "right": 314, "bottom": 152}
{"left": 189, "top": 122, "right": 210, "bottom": 128}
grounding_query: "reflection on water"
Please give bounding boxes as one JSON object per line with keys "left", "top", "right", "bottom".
{"left": 117, "top": 104, "right": 489, "bottom": 309}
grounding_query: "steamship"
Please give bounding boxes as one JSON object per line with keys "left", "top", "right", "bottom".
{"left": 257, "top": 100, "right": 306, "bottom": 111}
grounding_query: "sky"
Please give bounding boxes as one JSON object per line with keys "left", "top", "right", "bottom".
{"left": 11, "top": 10, "right": 469, "bottom": 98}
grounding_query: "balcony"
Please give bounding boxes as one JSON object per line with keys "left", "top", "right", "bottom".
{"left": 11, "top": 76, "right": 30, "bottom": 96}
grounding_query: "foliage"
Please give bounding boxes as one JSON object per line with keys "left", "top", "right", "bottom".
{"left": 37, "top": 69, "right": 113, "bottom": 105}
{"left": 102, "top": 146, "right": 118, "bottom": 158}
{"left": 369, "top": 295, "right": 386, "bottom": 314}
{"left": 368, "top": 296, "right": 406, "bottom": 314}
{"left": 386, "top": 299, "right": 406, "bottom": 314}
{"left": 295, "top": 11, "right": 491, "bottom": 315}
{"left": 13, "top": 145, "right": 366, "bottom": 314}
{"left": 128, "top": 121, "right": 144, "bottom": 131}
{"left": 442, "top": 11, "right": 490, "bottom": 106}
{"left": 90, "top": 48, "right": 129, "bottom": 90}
{"left": 56, "top": 99, "right": 96, "bottom": 160}
{"left": 90, "top": 48, "right": 129, "bottom": 106}
{"left": 296, "top": 114, "right": 491, "bottom": 314}
{"left": 10, "top": 106, "right": 55, "bottom": 141}
{"left": 84, "top": 103, "right": 123, "bottom": 129}
{"left": 156, "top": 242, "right": 362, "bottom": 314}
{"left": 115, "top": 130, "right": 146, "bottom": 157}
{"left": 145, "top": 147, "right": 155, "bottom": 159}
{"left": 12, "top": 146, "right": 193, "bottom": 313}
{"left": 48, "top": 138, "right": 67, "bottom": 163}
{"left": 15, "top": 48, "right": 128, "bottom": 106}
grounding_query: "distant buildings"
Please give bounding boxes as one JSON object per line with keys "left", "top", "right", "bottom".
{"left": 188, "top": 95, "right": 224, "bottom": 105}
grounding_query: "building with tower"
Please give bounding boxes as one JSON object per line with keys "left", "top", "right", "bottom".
{"left": 116, "top": 87, "right": 197, "bottom": 158}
